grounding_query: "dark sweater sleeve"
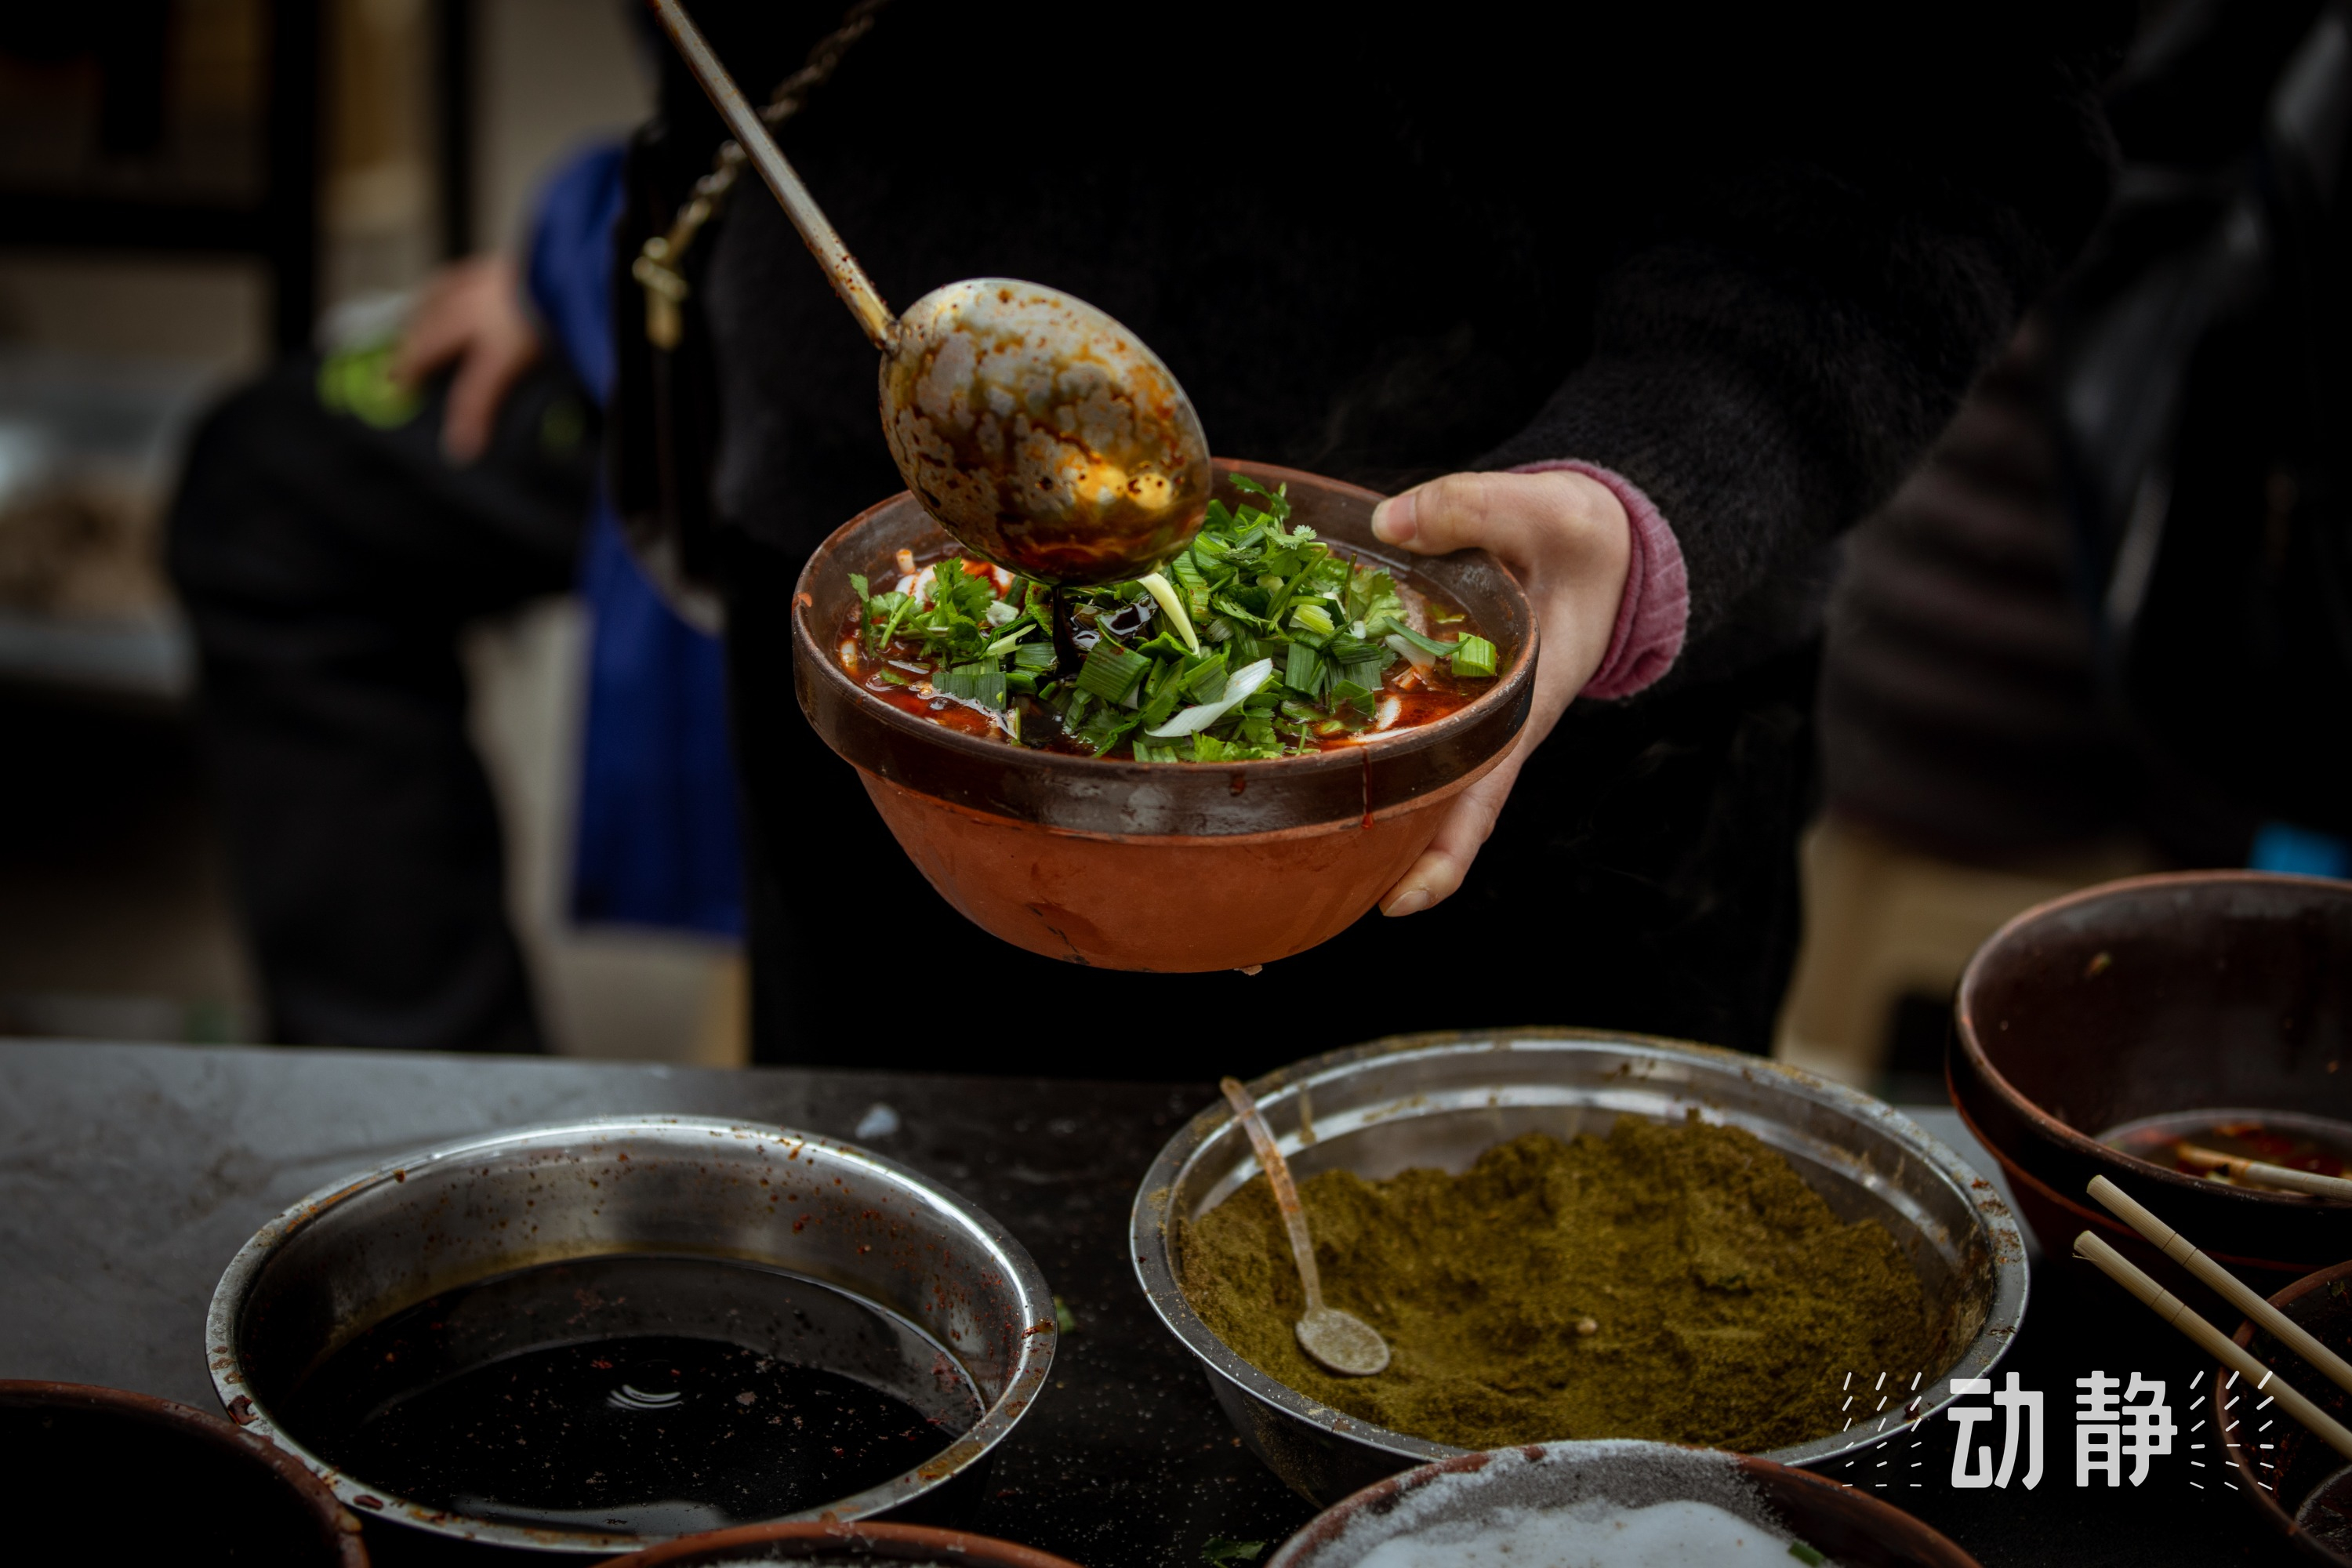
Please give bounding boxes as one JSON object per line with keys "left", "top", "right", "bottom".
{"left": 1479, "top": 10, "right": 2128, "bottom": 656}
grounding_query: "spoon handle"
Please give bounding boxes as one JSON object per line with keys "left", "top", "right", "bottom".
{"left": 1220, "top": 1077, "right": 1326, "bottom": 1316}
{"left": 650, "top": 0, "right": 897, "bottom": 349}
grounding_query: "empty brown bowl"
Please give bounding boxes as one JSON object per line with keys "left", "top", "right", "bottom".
{"left": 2222, "top": 1258, "right": 2352, "bottom": 1564}
{"left": 1951, "top": 871, "right": 2352, "bottom": 1296}
{"left": 602, "top": 1519, "right": 1083, "bottom": 1566}
{"left": 793, "top": 459, "right": 1535, "bottom": 972}
{"left": 0, "top": 1381, "right": 367, "bottom": 1566}
{"left": 1266, "top": 1440, "right": 1981, "bottom": 1568}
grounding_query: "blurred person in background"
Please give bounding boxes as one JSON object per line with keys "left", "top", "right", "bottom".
{"left": 1822, "top": 0, "right": 2352, "bottom": 881}
{"left": 168, "top": 136, "right": 739, "bottom": 1054}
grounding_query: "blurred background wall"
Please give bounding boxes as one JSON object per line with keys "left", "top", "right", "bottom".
{"left": 0, "top": 1, "right": 741, "bottom": 1064}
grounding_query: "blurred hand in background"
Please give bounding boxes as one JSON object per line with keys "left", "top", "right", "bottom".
{"left": 392, "top": 256, "right": 541, "bottom": 463}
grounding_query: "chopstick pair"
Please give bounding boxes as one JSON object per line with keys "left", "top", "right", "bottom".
{"left": 2173, "top": 1144, "right": 2352, "bottom": 1202}
{"left": 2076, "top": 1173, "right": 2352, "bottom": 1463}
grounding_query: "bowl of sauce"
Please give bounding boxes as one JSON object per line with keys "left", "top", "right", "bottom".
{"left": 208, "top": 1118, "right": 1054, "bottom": 1555}
{"left": 1951, "top": 871, "right": 2352, "bottom": 1294}
{"left": 791, "top": 460, "right": 1534, "bottom": 972}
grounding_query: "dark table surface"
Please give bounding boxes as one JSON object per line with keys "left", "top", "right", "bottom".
{"left": 0, "top": 1040, "right": 2311, "bottom": 1567}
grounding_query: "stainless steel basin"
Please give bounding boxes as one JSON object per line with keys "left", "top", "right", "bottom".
{"left": 1130, "top": 1029, "right": 2027, "bottom": 1505}
{"left": 209, "top": 1116, "right": 1054, "bottom": 1554}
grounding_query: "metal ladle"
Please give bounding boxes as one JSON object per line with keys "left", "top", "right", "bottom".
{"left": 652, "top": 0, "right": 1214, "bottom": 599}
{"left": 1219, "top": 1076, "right": 1391, "bottom": 1378}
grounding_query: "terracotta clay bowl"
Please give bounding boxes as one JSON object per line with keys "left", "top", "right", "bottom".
{"left": 2223, "top": 1258, "right": 2352, "bottom": 1563}
{"left": 792, "top": 459, "right": 1535, "bottom": 972}
{"left": 0, "top": 1380, "right": 367, "bottom": 1565}
{"left": 1266, "top": 1440, "right": 1981, "bottom": 1568}
{"left": 1952, "top": 873, "right": 2352, "bottom": 1303}
{"left": 601, "top": 1519, "right": 1082, "bottom": 1566}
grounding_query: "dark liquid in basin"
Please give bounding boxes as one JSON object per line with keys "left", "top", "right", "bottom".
{"left": 283, "top": 1254, "right": 982, "bottom": 1536}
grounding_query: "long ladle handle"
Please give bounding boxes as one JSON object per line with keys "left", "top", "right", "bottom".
{"left": 1220, "top": 1077, "right": 1326, "bottom": 1316}
{"left": 648, "top": 0, "right": 896, "bottom": 349}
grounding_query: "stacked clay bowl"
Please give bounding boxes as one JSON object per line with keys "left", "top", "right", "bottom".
{"left": 1952, "top": 872, "right": 2352, "bottom": 1299}
{"left": 792, "top": 460, "right": 1535, "bottom": 972}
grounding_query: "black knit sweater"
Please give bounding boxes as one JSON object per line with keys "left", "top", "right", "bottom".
{"left": 647, "top": 2, "right": 2127, "bottom": 690}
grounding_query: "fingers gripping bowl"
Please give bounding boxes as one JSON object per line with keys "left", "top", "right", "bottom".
{"left": 791, "top": 461, "right": 1535, "bottom": 973}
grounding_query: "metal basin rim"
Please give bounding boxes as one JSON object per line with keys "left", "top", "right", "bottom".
{"left": 206, "top": 1115, "right": 1054, "bottom": 1555}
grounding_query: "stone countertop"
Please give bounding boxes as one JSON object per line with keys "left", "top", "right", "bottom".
{"left": 0, "top": 1040, "right": 2292, "bottom": 1566}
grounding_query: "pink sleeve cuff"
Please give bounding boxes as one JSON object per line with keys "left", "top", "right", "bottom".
{"left": 1509, "top": 459, "right": 1688, "bottom": 699}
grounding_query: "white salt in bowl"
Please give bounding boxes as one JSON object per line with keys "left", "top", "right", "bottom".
{"left": 1267, "top": 1441, "right": 1981, "bottom": 1568}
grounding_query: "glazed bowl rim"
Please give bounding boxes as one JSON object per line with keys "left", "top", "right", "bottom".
{"left": 597, "top": 1517, "right": 1086, "bottom": 1567}
{"left": 0, "top": 1378, "right": 367, "bottom": 1566}
{"left": 2221, "top": 1255, "right": 2352, "bottom": 1559}
{"left": 1128, "top": 1028, "right": 2028, "bottom": 1475}
{"left": 1953, "top": 869, "right": 2352, "bottom": 1212}
{"left": 205, "top": 1115, "right": 1055, "bottom": 1555}
{"left": 1260, "top": 1437, "right": 1983, "bottom": 1568}
{"left": 789, "top": 458, "right": 1537, "bottom": 788}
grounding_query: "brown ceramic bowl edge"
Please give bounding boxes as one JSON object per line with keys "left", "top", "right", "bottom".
{"left": 792, "top": 458, "right": 1537, "bottom": 836}
{"left": 599, "top": 1519, "right": 1084, "bottom": 1567}
{"left": 857, "top": 738, "right": 1512, "bottom": 848}
{"left": 0, "top": 1380, "right": 367, "bottom": 1566}
{"left": 1952, "top": 871, "right": 2352, "bottom": 1216}
{"left": 2221, "top": 1258, "right": 2352, "bottom": 1563}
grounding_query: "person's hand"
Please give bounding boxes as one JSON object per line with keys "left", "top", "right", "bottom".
{"left": 1370, "top": 469, "right": 1633, "bottom": 916}
{"left": 392, "top": 256, "right": 540, "bottom": 463}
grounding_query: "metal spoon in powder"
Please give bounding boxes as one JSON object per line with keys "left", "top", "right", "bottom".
{"left": 1218, "top": 1076, "right": 1390, "bottom": 1378}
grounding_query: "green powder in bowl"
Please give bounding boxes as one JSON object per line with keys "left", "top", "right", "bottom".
{"left": 1177, "top": 1116, "right": 1934, "bottom": 1453}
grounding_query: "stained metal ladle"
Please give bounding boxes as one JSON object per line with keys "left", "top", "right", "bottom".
{"left": 652, "top": 0, "right": 1214, "bottom": 595}
{"left": 1219, "top": 1076, "right": 1391, "bottom": 1378}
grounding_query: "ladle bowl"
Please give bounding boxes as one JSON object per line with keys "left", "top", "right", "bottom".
{"left": 655, "top": 0, "right": 1210, "bottom": 585}
{"left": 883, "top": 280, "right": 1211, "bottom": 585}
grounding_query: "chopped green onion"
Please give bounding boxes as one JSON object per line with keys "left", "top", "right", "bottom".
{"left": 1283, "top": 640, "right": 1325, "bottom": 695}
{"left": 1787, "top": 1544, "right": 1826, "bottom": 1567}
{"left": 1146, "top": 657, "right": 1275, "bottom": 738}
{"left": 1370, "top": 615, "right": 1455, "bottom": 659}
{"left": 1183, "top": 652, "right": 1230, "bottom": 699}
{"left": 941, "top": 662, "right": 1009, "bottom": 710}
{"left": 1075, "top": 641, "right": 1149, "bottom": 702}
{"left": 982, "top": 623, "right": 1036, "bottom": 657}
{"left": 1289, "top": 602, "right": 1335, "bottom": 637}
{"left": 1011, "top": 641, "right": 1057, "bottom": 670}
{"left": 1450, "top": 634, "right": 1499, "bottom": 679}
{"left": 1137, "top": 571, "right": 1200, "bottom": 652}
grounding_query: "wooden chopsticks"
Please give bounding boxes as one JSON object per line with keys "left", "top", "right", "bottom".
{"left": 2076, "top": 1175, "right": 2352, "bottom": 1464}
{"left": 2174, "top": 1144, "right": 2352, "bottom": 1202}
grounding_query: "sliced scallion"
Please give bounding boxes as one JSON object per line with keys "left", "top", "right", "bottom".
{"left": 1145, "top": 657, "right": 1275, "bottom": 738}
{"left": 1075, "top": 641, "right": 1149, "bottom": 703}
{"left": 1450, "top": 634, "right": 1500, "bottom": 679}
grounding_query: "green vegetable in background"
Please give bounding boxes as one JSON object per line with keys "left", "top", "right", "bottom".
{"left": 1200, "top": 1537, "right": 1265, "bottom": 1566}
{"left": 847, "top": 477, "right": 1497, "bottom": 760}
